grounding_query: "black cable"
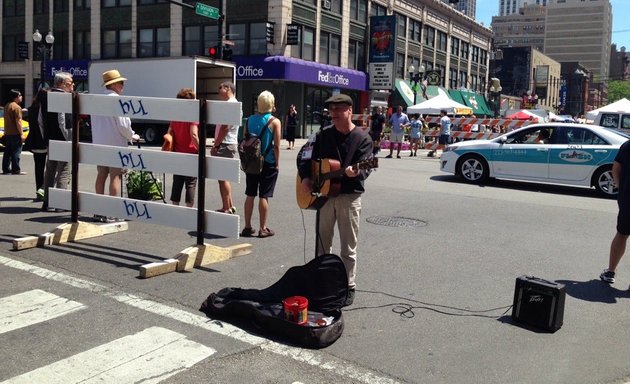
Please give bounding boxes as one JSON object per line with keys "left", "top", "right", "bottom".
{"left": 344, "top": 289, "right": 513, "bottom": 319}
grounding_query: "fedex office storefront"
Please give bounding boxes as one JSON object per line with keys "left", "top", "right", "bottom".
{"left": 234, "top": 55, "right": 367, "bottom": 137}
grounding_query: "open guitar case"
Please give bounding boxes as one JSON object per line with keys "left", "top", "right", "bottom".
{"left": 199, "top": 254, "right": 348, "bottom": 349}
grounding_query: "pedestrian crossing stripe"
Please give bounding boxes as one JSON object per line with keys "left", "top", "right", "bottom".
{"left": 3, "top": 326, "right": 216, "bottom": 384}
{"left": 0, "top": 289, "right": 86, "bottom": 335}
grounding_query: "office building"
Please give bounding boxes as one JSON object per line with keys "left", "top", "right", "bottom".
{"left": 443, "top": 0, "right": 476, "bottom": 19}
{"left": 499, "top": 0, "right": 548, "bottom": 16}
{"left": 492, "top": 4, "right": 546, "bottom": 51}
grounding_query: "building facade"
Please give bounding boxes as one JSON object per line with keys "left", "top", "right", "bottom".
{"left": 442, "top": 0, "right": 476, "bottom": 19}
{"left": 491, "top": 3, "right": 546, "bottom": 51}
{"left": 1, "top": 0, "right": 491, "bottom": 136}
{"left": 499, "top": 0, "right": 547, "bottom": 16}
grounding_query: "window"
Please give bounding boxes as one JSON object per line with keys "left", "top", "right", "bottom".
{"left": 471, "top": 46, "right": 480, "bottom": 63}
{"left": 102, "top": 0, "right": 131, "bottom": 7}
{"left": 74, "top": 0, "right": 90, "bottom": 10}
{"left": 329, "top": 34, "right": 340, "bottom": 66}
{"left": 409, "top": 19, "right": 421, "bottom": 42}
{"left": 138, "top": 0, "right": 167, "bottom": 4}
{"left": 2, "top": 35, "right": 19, "bottom": 62}
{"left": 437, "top": 31, "right": 447, "bottom": 51}
{"left": 396, "top": 53, "right": 405, "bottom": 78}
{"left": 449, "top": 68, "right": 458, "bottom": 89}
{"left": 102, "top": 29, "right": 132, "bottom": 59}
{"left": 451, "top": 37, "right": 459, "bottom": 56}
{"left": 461, "top": 42, "right": 469, "bottom": 60}
{"left": 229, "top": 24, "right": 246, "bottom": 56}
{"left": 138, "top": 27, "right": 170, "bottom": 57}
{"left": 183, "top": 25, "right": 219, "bottom": 56}
{"left": 319, "top": 33, "right": 329, "bottom": 64}
{"left": 54, "top": 0, "right": 69, "bottom": 12}
{"left": 290, "top": 25, "right": 315, "bottom": 61}
{"left": 250, "top": 23, "right": 268, "bottom": 55}
{"left": 350, "top": 0, "right": 367, "bottom": 23}
{"left": 51, "top": 32, "right": 69, "bottom": 60}
{"left": 565, "top": 127, "right": 606, "bottom": 145}
{"left": 370, "top": 2, "right": 386, "bottom": 17}
{"left": 74, "top": 31, "right": 90, "bottom": 59}
{"left": 34, "top": 0, "right": 49, "bottom": 14}
{"left": 396, "top": 13, "right": 406, "bottom": 39}
{"left": 423, "top": 26, "right": 435, "bottom": 47}
{"left": 459, "top": 71, "right": 468, "bottom": 88}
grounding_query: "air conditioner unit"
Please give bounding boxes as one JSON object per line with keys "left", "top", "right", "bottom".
{"left": 322, "top": 0, "right": 331, "bottom": 11}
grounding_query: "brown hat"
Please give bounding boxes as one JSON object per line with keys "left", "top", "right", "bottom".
{"left": 102, "top": 69, "right": 127, "bottom": 87}
{"left": 325, "top": 94, "right": 353, "bottom": 107}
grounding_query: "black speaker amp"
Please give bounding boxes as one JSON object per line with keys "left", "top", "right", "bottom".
{"left": 512, "top": 276, "right": 565, "bottom": 332}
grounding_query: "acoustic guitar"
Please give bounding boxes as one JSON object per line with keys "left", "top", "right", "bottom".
{"left": 296, "top": 157, "right": 378, "bottom": 210}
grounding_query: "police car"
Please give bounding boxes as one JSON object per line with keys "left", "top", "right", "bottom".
{"left": 439, "top": 123, "right": 630, "bottom": 196}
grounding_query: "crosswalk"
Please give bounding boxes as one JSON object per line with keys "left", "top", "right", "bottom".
{"left": 0, "top": 289, "right": 215, "bottom": 384}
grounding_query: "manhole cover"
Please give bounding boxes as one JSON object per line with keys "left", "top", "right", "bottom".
{"left": 366, "top": 216, "right": 427, "bottom": 228}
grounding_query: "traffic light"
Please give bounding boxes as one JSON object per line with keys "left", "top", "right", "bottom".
{"left": 208, "top": 45, "right": 219, "bottom": 59}
{"left": 222, "top": 46, "right": 233, "bottom": 61}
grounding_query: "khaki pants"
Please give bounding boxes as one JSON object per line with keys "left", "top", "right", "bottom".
{"left": 316, "top": 193, "right": 361, "bottom": 288}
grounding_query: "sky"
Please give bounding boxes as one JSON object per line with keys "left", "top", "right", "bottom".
{"left": 475, "top": 0, "right": 630, "bottom": 50}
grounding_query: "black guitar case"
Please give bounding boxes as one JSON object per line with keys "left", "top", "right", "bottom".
{"left": 199, "top": 254, "right": 348, "bottom": 349}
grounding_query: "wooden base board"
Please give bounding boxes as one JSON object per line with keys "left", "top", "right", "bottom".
{"left": 138, "top": 243, "right": 253, "bottom": 278}
{"left": 12, "top": 221, "right": 129, "bottom": 251}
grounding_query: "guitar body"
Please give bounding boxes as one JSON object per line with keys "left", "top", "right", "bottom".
{"left": 296, "top": 159, "right": 341, "bottom": 210}
{"left": 296, "top": 157, "right": 378, "bottom": 210}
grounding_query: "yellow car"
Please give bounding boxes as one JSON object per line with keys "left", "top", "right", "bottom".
{"left": 0, "top": 106, "right": 30, "bottom": 148}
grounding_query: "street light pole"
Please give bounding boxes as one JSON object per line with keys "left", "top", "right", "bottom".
{"left": 32, "top": 30, "right": 55, "bottom": 89}
{"left": 408, "top": 63, "right": 425, "bottom": 105}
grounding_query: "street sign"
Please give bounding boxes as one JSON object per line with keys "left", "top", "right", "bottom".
{"left": 195, "top": 2, "right": 220, "bottom": 20}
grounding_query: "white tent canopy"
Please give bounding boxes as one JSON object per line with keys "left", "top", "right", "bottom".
{"left": 407, "top": 93, "right": 473, "bottom": 115}
{"left": 585, "top": 98, "right": 630, "bottom": 120}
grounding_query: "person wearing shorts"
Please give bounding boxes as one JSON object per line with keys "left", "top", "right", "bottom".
{"left": 241, "top": 91, "right": 282, "bottom": 238}
{"left": 600, "top": 140, "right": 630, "bottom": 284}
{"left": 429, "top": 109, "right": 451, "bottom": 157}
{"left": 386, "top": 106, "right": 409, "bottom": 159}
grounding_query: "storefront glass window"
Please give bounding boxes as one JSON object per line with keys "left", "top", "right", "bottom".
{"left": 250, "top": 23, "right": 268, "bottom": 55}
{"left": 229, "top": 24, "right": 246, "bottom": 56}
{"left": 329, "top": 34, "right": 340, "bottom": 66}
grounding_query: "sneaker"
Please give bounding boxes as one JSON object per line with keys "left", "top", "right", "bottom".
{"left": 343, "top": 288, "right": 355, "bottom": 307}
{"left": 93, "top": 214, "right": 106, "bottom": 223}
{"left": 385, "top": 155, "right": 392, "bottom": 158}
{"left": 258, "top": 227, "right": 275, "bottom": 238}
{"left": 229, "top": 206, "right": 237, "bottom": 214}
{"left": 409, "top": 153, "right": 413, "bottom": 157}
{"left": 36, "top": 188, "right": 45, "bottom": 201}
{"left": 396, "top": 155, "right": 402, "bottom": 159}
{"left": 105, "top": 217, "right": 123, "bottom": 223}
{"left": 240, "top": 227, "right": 256, "bottom": 237}
{"left": 600, "top": 269, "right": 615, "bottom": 283}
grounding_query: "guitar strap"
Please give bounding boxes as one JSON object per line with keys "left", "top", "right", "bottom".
{"left": 341, "top": 127, "right": 367, "bottom": 168}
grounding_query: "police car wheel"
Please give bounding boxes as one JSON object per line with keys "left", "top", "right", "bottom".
{"left": 458, "top": 154, "right": 489, "bottom": 183}
{"left": 593, "top": 166, "right": 618, "bottom": 196}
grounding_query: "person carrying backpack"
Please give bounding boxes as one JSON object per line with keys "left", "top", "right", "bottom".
{"left": 240, "top": 90, "right": 282, "bottom": 238}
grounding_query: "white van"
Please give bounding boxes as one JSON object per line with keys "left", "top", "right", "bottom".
{"left": 595, "top": 112, "right": 630, "bottom": 130}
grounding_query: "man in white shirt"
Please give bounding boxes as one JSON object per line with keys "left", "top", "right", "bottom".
{"left": 212, "top": 81, "right": 241, "bottom": 214}
{"left": 91, "top": 69, "right": 139, "bottom": 222}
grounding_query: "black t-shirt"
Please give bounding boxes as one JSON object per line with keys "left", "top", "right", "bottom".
{"left": 615, "top": 139, "right": 630, "bottom": 203}
{"left": 370, "top": 114, "right": 385, "bottom": 134}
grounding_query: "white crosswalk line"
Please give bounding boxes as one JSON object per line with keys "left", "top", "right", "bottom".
{"left": 2, "top": 326, "right": 216, "bottom": 384}
{"left": 0, "top": 289, "right": 86, "bottom": 335}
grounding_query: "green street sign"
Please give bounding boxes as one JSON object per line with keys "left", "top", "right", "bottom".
{"left": 195, "top": 2, "right": 220, "bottom": 20}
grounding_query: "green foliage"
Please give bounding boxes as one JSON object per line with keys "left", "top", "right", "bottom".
{"left": 607, "top": 80, "right": 630, "bottom": 103}
{"left": 126, "top": 171, "right": 163, "bottom": 201}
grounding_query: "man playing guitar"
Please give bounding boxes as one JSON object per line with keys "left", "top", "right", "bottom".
{"left": 297, "top": 93, "right": 374, "bottom": 307}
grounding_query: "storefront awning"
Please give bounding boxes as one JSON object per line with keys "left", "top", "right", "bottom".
{"left": 393, "top": 79, "right": 417, "bottom": 107}
{"left": 455, "top": 89, "right": 494, "bottom": 116}
{"left": 233, "top": 55, "right": 367, "bottom": 91}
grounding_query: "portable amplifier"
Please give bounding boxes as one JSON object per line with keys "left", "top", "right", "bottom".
{"left": 512, "top": 275, "right": 565, "bottom": 332}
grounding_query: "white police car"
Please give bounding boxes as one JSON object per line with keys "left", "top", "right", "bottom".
{"left": 440, "top": 123, "right": 630, "bottom": 196}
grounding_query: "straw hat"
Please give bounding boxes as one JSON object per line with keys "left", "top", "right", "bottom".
{"left": 102, "top": 69, "right": 127, "bottom": 87}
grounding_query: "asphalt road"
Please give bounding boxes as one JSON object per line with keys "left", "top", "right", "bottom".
{"left": 1, "top": 141, "right": 630, "bottom": 384}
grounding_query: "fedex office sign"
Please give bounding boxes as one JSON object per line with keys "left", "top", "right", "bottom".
{"left": 318, "top": 71, "right": 350, "bottom": 86}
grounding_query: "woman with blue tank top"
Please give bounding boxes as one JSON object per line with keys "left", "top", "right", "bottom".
{"left": 241, "top": 90, "right": 282, "bottom": 238}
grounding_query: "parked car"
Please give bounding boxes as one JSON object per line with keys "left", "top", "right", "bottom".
{"left": 0, "top": 107, "right": 30, "bottom": 149}
{"left": 439, "top": 123, "right": 630, "bottom": 196}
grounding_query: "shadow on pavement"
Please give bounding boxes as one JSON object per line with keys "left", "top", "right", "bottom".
{"left": 556, "top": 279, "right": 630, "bottom": 303}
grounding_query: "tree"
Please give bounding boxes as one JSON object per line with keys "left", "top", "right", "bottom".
{"left": 607, "top": 80, "right": 630, "bottom": 103}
